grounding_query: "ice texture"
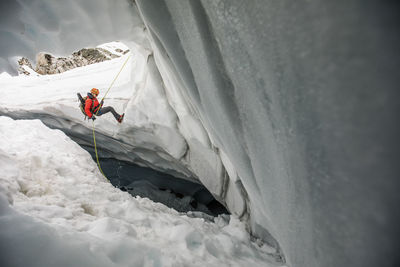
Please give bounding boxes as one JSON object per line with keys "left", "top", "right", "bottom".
{"left": 135, "top": 1, "right": 400, "bottom": 266}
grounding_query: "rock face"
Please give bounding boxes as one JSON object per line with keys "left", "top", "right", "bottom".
{"left": 17, "top": 57, "right": 34, "bottom": 75}
{"left": 20, "top": 47, "right": 130, "bottom": 76}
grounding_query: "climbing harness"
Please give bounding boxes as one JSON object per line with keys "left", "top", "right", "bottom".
{"left": 91, "top": 54, "right": 132, "bottom": 181}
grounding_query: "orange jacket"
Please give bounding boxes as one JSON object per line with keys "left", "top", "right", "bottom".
{"left": 85, "top": 94, "right": 101, "bottom": 118}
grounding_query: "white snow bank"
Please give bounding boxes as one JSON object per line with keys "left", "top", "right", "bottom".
{"left": 0, "top": 116, "right": 281, "bottom": 267}
{"left": 0, "top": 43, "right": 191, "bottom": 179}
{"left": 97, "top": 41, "right": 130, "bottom": 57}
{"left": 0, "top": 71, "right": 12, "bottom": 81}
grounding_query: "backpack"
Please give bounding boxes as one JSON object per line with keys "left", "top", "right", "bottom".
{"left": 77, "top": 93, "right": 94, "bottom": 119}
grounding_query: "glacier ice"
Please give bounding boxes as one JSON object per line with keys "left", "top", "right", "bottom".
{"left": 1, "top": 0, "right": 399, "bottom": 266}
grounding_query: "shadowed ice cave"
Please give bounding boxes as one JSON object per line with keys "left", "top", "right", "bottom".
{"left": 83, "top": 146, "right": 229, "bottom": 217}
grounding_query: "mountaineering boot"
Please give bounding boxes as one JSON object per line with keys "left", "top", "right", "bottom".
{"left": 117, "top": 113, "right": 124, "bottom": 123}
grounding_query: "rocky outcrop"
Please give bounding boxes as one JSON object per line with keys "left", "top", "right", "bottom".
{"left": 19, "top": 47, "right": 130, "bottom": 76}
{"left": 17, "top": 57, "right": 35, "bottom": 76}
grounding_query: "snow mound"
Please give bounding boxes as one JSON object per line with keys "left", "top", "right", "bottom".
{"left": 0, "top": 116, "right": 282, "bottom": 267}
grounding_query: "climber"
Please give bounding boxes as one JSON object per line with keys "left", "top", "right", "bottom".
{"left": 84, "top": 88, "right": 124, "bottom": 123}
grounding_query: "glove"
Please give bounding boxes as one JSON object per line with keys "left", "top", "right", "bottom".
{"left": 100, "top": 100, "right": 104, "bottom": 106}
{"left": 91, "top": 116, "right": 96, "bottom": 121}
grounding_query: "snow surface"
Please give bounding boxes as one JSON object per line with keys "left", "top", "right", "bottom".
{"left": 0, "top": 116, "right": 280, "bottom": 266}
{"left": 0, "top": 40, "right": 281, "bottom": 266}
{"left": 0, "top": 41, "right": 194, "bottom": 180}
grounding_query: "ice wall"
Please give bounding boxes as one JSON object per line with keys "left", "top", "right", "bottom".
{"left": 135, "top": 1, "right": 400, "bottom": 267}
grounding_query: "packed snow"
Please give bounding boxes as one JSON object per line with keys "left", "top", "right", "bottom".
{"left": 0, "top": 41, "right": 191, "bottom": 178}
{"left": 0, "top": 42, "right": 281, "bottom": 266}
{"left": 0, "top": 116, "right": 281, "bottom": 266}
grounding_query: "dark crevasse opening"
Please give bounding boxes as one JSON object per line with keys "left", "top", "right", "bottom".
{"left": 82, "top": 146, "right": 229, "bottom": 217}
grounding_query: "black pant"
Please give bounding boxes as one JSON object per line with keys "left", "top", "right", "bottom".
{"left": 96, "top": 106, "right": 120, "bottom": 120}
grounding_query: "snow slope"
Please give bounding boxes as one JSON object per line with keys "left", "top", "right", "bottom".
{"left": 0, "top": 116, "right": 281, "bottom": 267}
{"left": 0, "top": 42, "right": 194, "bottom": 180}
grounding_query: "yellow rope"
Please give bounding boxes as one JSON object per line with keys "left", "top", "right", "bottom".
{"left": 91, "top": 54, "right": 132, "bottom": 181}
{"left": 97, "top": 54, "right": 132, "bottom": 111}
{"left": 92, "top": 120, "right": 108, "bottom": 181}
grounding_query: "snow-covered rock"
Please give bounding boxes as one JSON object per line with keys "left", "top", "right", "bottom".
{"left": 17, "top": 57, "right": 35, "bottom": 75}
{"left": 19, "top": 43, "right": 130, "bottom": 76}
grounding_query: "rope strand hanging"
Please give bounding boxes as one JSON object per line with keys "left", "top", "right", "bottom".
{"left": 92, "top": 54, "right": 131, "bottom": 181}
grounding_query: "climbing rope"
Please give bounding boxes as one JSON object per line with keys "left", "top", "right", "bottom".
{"left": 92, "top": 54, "right": 132, "bottom": 181}
{"left": 92, "top": 120, "right": 107, "bottom": 180}
{"left": 97, "top": 54, "right": 132, "bottom": 106}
